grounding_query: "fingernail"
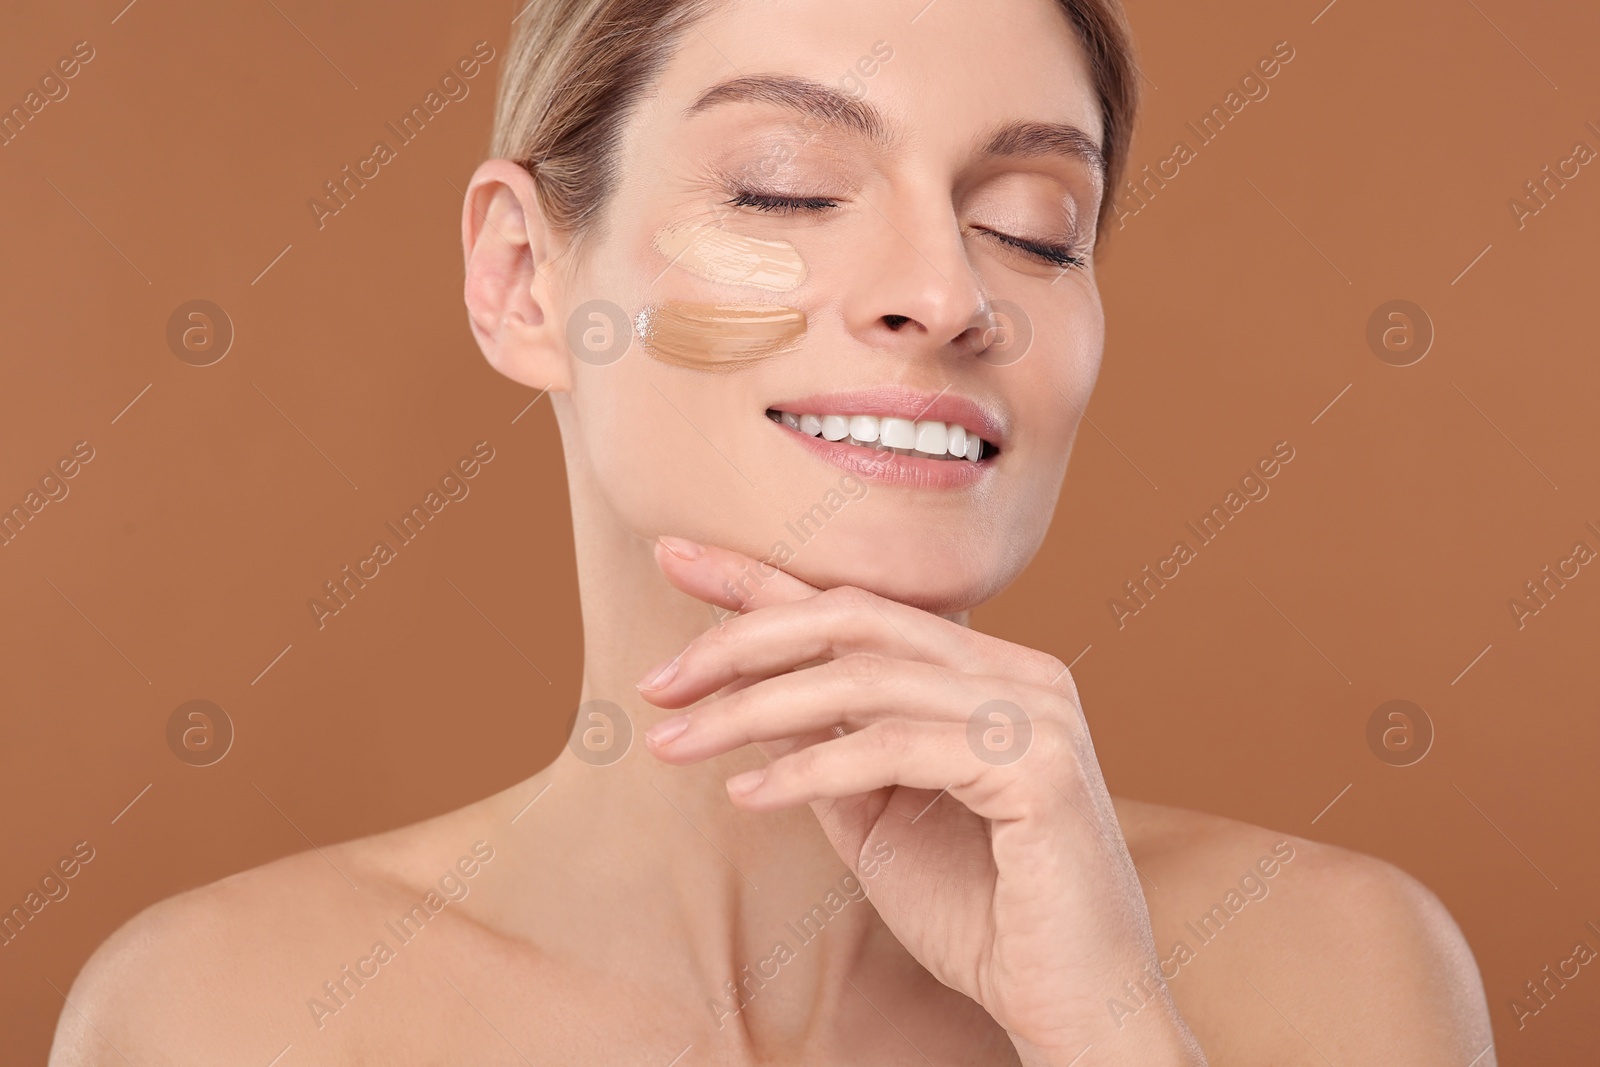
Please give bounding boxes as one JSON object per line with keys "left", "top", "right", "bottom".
{"left": 637, "top": 655, "right": 681, "bottom": 691}
{"left": 726, "top": 769, "right": 765, "bottom": 796}
{"left": 645, "top": 714, "right": 690, "bottom": 746}
{"left": 658, "top": 535, "right": 705, "bottom": 560}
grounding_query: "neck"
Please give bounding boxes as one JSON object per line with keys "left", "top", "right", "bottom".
{"left": 477, "top": 445, "right": 935, "bottom": 1053}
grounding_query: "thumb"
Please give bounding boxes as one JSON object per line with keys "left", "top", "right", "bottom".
{"left": 654, "top": 536, "right": 819, "bottom": 612}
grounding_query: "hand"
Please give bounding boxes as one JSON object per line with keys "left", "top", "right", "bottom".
{"left": 638, "top": 538, "right": 1206, "bottom": 1064}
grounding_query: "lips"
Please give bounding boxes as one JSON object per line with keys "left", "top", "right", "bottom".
{"left": 765, "top": 409, "right": 991, "bottom": 461}
{"left": 764, "top": 387, "right": 1004, "bottom": 488}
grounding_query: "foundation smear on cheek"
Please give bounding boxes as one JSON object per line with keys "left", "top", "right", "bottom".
{"left": 653, "top": 220, "right": 807, "bottom": 292}
{"left": 636, "top": 302, "right": 807, "bottom": 372}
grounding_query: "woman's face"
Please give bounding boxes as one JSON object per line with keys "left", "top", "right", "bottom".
{"left": 550, "top": 0, "right": 1105, "bottom": 614}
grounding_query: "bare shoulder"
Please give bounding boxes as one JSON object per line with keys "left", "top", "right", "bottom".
{"left": 1113, "top": 797, "right": 1496, "bottom": 1066}
{"left": 48, "top": 809, "right": 514, "bottom": 1066}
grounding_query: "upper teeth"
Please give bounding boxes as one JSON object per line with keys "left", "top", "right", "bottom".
{"left": 768, "top": 409, "right": 989, "bottom": 461}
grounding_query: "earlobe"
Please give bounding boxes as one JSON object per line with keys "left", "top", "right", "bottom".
{"left": 461, "top": 159, "right": 573, "bottom": 393}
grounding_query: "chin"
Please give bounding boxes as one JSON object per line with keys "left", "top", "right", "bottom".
{"left": 782, "top": 526, "right": 1031, "bottom": 616}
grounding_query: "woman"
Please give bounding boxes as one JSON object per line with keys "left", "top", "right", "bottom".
{"left": 53, "top": 0, "right": 1495, "bottom": 1062}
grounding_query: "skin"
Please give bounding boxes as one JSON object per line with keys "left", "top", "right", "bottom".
{"left": 51, "top": 0, "right": 1497, "bottom": 1063}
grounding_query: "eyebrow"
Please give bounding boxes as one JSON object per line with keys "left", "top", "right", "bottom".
{"left": 686, "top": 74, "right": 891, "bottom": 144}
{"left": 980, "top": 121, "right": 1106, "bottom": 185}
{"left": 685, "top": 73, "right": 1105, "bottom": 180}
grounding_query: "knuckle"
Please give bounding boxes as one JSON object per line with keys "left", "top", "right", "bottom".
{"left": 787, "top": 742, "right": 827, "bottom": 779}
{"left": 866, "top": 720, "right": 915, "bottom": 759}
{"left": 1030, "top": 722, "right": 1066, "bottom": 764}
{"left": 822, "top": 585, "right": 876, "bottom": 618}
{"left": 830, "top": 650, "right": 888, "bottom": 686}
{"left": 1037, "top": 653, "right": 1070, "bottom": 686}
{"left": 712, "top": 685, "right": 750, "bottom": 721}
{"left": 1032, "top": 716, "right": 1083, "bottom": 767}
{"left": 832, "top": 609, "right": 878, "bottom": 651}
{"left": 700, "top": 614, "right": 756, "bottom": 663}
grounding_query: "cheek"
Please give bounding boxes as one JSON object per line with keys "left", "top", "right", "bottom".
{"left": 989, "top": 294, "right": 1103, "bottom": 543}
{"left": 636, "top": 301, "right": 806, "bottom": 370}
{"left": 1020, "top": 293, "right": 1104, "bottom": 459}
{"left": 1052, "top": 295, "right": 1105, "bottom": 407}
{"left": 564, "top": 359, "right": 782, "bottom": 551}
{"left": 554, "top": 206, "right": 825, "bottom": 544}
{"left": 652, "top": 220, "right": 807, "bottom": 293}
{"left": 567, "top": 363, "right": 702, "bottom": 508}
{"left": 635, "top": 216, "right": 811, "bottom": 372}
{"left": 553, "top": 232, "right": 789, "bottom": 543}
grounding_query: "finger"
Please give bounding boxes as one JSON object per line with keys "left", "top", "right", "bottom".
{"left": 646, "top": 655, "right": 1028, "bottom": 761}
{"left": 654, "top": 536, "right": 818, "bottom": 612}
{"left": 724, "top": 720, "right": 1063, "bottom": 819}
{"left": 639, "top": 583, "right": 1068, "bottom": 708}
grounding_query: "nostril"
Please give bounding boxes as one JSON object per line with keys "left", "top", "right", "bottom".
{"left": 882, "top": 314, "right": 911, "bottom": 330}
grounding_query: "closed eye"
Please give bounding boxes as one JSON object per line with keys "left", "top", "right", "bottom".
{"left": 726, "top": 190, "right": 840, "bottom": 214}
{"left": 724, "top": 192, "right": 1086, "bottom": 270}
{"left": 973, "top": 226, "right": 1086, "bottom": 270}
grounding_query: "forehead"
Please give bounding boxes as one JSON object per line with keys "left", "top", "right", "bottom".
{"left": 634, "top": 0, "right": 1103, "bottom": 154}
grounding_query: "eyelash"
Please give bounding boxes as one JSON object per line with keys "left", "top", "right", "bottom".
{"left": 976, "top": 228, "right": 1087, "bottom": 270}
{"left": 726, "top": 190, "right": 839, "bottom": 213}
{"left": 724, "top": 189, "right": 1087, "bottom": 270}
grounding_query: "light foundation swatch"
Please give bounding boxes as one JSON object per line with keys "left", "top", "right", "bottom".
{"left": 635, "top": 302, "right": 807, "bottom": 372}
{"left": 653, "top": 220, "right": 806, "bottom": 292}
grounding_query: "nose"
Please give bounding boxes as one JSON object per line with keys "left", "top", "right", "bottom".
{"left": 842, "top": 197, "right": 989, "bottom": 358}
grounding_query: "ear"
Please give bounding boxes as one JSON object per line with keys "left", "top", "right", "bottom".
{"left": 461, "top": 158, "right": 573, "bottom": 393}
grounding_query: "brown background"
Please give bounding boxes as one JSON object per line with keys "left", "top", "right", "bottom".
{"left": 2, "top": 0, "right": 1596, "bottom": 1062}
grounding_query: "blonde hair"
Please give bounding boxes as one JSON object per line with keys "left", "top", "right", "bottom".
{"left": 491, "top": 0, "right": 1139, "bottom": 242}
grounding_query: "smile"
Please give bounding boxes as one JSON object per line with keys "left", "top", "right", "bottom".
{"left": 764, "top": 409, "right": 996, "bottom": 462}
